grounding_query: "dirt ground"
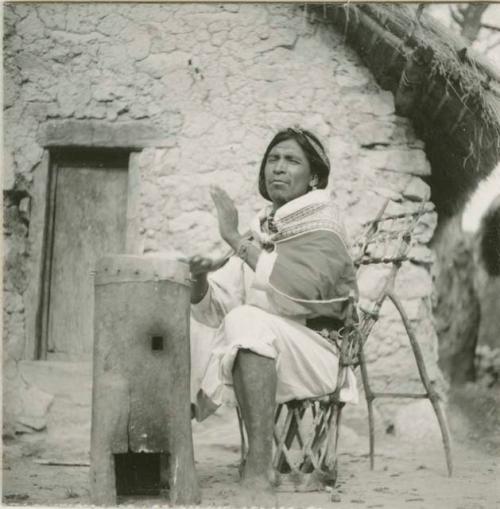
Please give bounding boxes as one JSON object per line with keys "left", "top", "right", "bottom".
{"left": 2, "top": 375, "right": 499, "bottom": 509}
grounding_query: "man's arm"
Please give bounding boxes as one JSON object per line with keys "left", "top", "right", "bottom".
{"left": 190, "top": 273, "right": 209, "bottom": 304}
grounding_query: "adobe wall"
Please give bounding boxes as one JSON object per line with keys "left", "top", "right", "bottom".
{"left": 4, "top": 3, "right": 441, "bottom": 434}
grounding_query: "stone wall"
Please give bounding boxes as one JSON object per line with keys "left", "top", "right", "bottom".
{"left": 432, "top": 216, "right": 480, "bottom": 385}
{"left": 3, "top": 3, "right": 441, "bottom": 433}
{"left": 475, "top": 270, "right": 500, "bottom": 388}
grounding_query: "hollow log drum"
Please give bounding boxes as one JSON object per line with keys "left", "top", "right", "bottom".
{"left": 90, "top": 255, "right": 200, "bottom": 505}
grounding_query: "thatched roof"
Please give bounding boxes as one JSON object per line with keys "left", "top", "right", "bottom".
{"left": 480, "top": 194, "right": 500, "bottom": 276}
{"left": 309, "top": 3, "right": 500, "bottom": 217}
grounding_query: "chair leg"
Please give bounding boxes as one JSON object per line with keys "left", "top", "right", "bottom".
{"left": 319, "top": 402, "right": 343, "bottom": 485}
{"left": 334, "top": 402, "right": 342, "bottom": 455}
{"left": 358, "top": 342, "right": 376, "bottom": 470}
{"left": 388, "top": 291, "right": 453, "bottom": 476}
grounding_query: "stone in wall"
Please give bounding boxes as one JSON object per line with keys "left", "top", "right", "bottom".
{"left": 403, "top": 177, "right": 431, "bottom": 202}
{"left": 433, "top": 215, "right": 480, "bottom": 385}
{"left": 3, "top": 358, "right": 54, "bottom": 436}
{"left": 16, "top": 384, "right": 55, "bottom": 433}
{"left": 395, "top": 400, "right": 444, "bottom": 442}
{"left": 395, "top": 262, "right": 433, "bottom": 300}
{"left": 3, "top": 192, "right": 30, "bottom": 363}
{"left": 358, "top": 147, "right": 431, "bottom": 177}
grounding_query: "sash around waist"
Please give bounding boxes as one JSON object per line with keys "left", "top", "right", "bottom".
{"left": 305, "top": 316, "right": 344, "bottom": 332}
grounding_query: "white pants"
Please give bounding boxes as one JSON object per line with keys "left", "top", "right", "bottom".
{"left": 192, "top": 305, "right": 358, "bottom": 420}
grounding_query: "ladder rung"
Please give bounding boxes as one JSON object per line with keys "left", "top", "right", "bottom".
{"left": 372, "top": 392, "right": 428, "bottom": 399}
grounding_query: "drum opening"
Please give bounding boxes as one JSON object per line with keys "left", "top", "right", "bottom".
{"left": 115, "top": 452, "right": 169, "bottom": 496}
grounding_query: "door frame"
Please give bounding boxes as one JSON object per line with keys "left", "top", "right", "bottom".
{"left": 38, "top": 151, "right": 58, "bottom": 360}
{"left": 24, "top": 120, "right": 165, "bottom": 360}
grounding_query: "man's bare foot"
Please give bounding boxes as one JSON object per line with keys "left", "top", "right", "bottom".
{"left": 236, "top": 475, "right": 278, "bottom": 508}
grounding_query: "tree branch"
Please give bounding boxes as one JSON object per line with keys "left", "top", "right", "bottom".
{"left": 449, "top": 5, "right": 464, "bottom": 26}
{"left": 485, "top": 38, "right": 500, "bottom": 53}
{"left": 416, "top": 4, "right": 425, "bottom": 22}
{"left": 481, "top": 23, "right": 500, "bottom": 33}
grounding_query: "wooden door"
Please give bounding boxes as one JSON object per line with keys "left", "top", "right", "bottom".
{"left": 43, "top": 149, "right": 129, "bottom": 360}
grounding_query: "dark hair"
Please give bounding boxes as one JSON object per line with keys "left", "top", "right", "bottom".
{"left": 258, "top": 127, "right": 330, "bottom": 201}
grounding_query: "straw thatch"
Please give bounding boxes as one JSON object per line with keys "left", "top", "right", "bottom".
{"left": 480, "top": 194, "right": 500, "bottom": 276}
{"left": 309, "top": 3, "right": 500, "bottom": 217}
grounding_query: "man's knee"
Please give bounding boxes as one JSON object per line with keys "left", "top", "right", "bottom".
{"left": 224, "top": 305, "right": 263, "bottom": 330}
{"left": 223, "top": 305, "right": 273, "bottom": 345}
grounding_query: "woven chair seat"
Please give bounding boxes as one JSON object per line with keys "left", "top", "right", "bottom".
{"left": 273, "top": 397, "right": 344, "bottom": 489}
{"left": 237, "top": 394, "right": 344, "bottom": 491}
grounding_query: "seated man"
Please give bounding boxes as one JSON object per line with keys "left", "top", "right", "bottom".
{"left": 188, "top": 127, "right": 358, "bottom": 502}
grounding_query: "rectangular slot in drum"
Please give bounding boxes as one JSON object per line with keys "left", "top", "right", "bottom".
{"left": 151, "top": 335, "right": 164, "bottom": 351}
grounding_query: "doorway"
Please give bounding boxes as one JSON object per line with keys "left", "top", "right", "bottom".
{"left": 39, "top": 148, "right": 130, "bottom": 360}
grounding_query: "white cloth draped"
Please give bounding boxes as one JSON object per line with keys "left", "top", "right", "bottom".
{"left": 190, "top": 191, "right": 359, "bottom": 420}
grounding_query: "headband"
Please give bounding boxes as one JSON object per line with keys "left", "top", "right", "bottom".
{"left": 289, "top": 126, "right": 331, "bottom": 170}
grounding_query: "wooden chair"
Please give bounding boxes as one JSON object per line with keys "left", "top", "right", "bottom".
{"left": 237, "top": 199, "right": 453, "bottom": 490}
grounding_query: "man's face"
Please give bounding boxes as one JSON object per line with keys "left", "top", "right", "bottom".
{"left": 264, "top": 138, "right": 314, "bottom": 208}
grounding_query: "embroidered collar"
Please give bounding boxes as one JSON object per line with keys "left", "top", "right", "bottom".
{"left": 258, "top": 190, "right": 330, "bottom": 224}
{"left": 251, "top": 190, "right": 337, "bottom": 244}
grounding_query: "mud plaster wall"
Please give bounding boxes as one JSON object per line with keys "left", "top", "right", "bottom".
{"left": 3, "top": 3, "right": 443, "bottom": 433}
